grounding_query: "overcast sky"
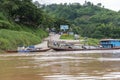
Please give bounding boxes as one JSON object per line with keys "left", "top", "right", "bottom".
{"left": 33, "top": 0, "right": 120, "bottom": 11}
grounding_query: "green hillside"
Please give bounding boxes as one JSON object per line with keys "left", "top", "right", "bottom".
{"left": 42, "top": 2, "right": 120, "bottom": 39}
{"left": 0, "top": 0, "right": 49, "bottom": 52}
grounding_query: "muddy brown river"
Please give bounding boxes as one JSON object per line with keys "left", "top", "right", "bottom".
{"left": 0, "top": 51, "right": 120, "bottom": 80}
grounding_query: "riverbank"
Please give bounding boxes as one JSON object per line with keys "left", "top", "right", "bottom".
{"left": 35, "top": 33, "right": 80, "bottom": 48}
{"left": 2, "top": 33, "right": 120, "bottom": 54}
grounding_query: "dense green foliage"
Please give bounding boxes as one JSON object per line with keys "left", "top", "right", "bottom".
{"left": 0, "top": 29, "right": 41, "bottom": 50}
{"left": 42, "top": 2, "right": 120, "bottom": 39}
{"left": 0, "top": 0, "right": 50, "bottom": 28}
{"left": 0, "top": 0, "right": 49, "bottom": 51}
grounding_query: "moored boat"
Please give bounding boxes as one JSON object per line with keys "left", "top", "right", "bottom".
{"left": 6, "top": 48, "right": 51, "bottom": 53}
{"left": 48, "top": 39, "right": 120, "bottom": 51}
{"left": 50, "top": 47, "right": 120, "bottom": 51}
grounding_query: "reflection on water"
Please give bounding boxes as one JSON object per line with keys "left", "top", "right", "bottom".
{"left": 0, "top": 52, "right": 120, "bottom": 80}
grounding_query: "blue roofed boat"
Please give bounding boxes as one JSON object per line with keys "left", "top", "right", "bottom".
{"left": 100, "top": 39, "right": 120, "bottom": 48}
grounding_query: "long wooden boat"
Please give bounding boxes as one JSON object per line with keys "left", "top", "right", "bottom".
{"left": 6, "top": 48, "right": 51, "bottom": 53}
{"left": 51, "top": 47, "right": 120, "bottom": 51}
{"left": 48, "top": 40, "right": 120, "bottom": 51}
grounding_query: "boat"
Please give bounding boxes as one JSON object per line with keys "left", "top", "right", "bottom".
{"left": 6, "top": 48, "right": 51, "bottom": 53}
{"left": 48, "top": 39, "right": 120, "bottom": 51}
{"left": 50, "top": 46, "right": 120, "bottom": 51}
{"left": 6, "top": 50, "right": 18, "bottom": 53}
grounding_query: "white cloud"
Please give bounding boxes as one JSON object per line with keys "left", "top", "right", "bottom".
{"left": 33, "top": 0, "right": 120, "bottom": 11}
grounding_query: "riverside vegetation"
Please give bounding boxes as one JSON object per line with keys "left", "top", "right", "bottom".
{"left": 42, "top": 2, "right": 120, "bottom": 39}
{"left": 0, "top": 0, "right": 48, "bottom": 52}
{"left": 0, "top": 0, "right": 120, "bottom": 52}
{"left": 60, "top": 34, "right": 99, "bottom": 46}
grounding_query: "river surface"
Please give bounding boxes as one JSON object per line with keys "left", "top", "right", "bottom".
{"left": 0, "top": 51, "right": 120, "bottom": 80}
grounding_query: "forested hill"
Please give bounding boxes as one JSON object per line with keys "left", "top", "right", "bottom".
{"left": 0, "top": 0, "right": 49, "bottom": 51}
{"left": 42, "top": 2, "right": 120, "bottom": 39}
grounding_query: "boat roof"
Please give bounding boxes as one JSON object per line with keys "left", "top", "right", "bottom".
{"left": 100, "top": 39, "right": 120, "bottom": 41}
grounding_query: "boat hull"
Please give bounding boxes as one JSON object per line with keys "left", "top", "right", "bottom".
{"left": 6, "top": 48, "right": 51, "bottom": 53}
{"left": 51, "top": 47, "right": 120, "bottom": 51}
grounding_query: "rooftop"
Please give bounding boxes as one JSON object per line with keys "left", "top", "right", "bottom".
{"left": 100, "top": 39, "right": 120, "bottom": 41}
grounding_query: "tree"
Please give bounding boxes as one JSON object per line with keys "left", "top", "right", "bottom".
{"left": 42, "top": 3, "right": 120, "bottom": 38}
{"left": 34, "top": 1, "right": 41, "bottom": 8}
{"left": 97, "top": 3, "right": 102, "bottom": 7}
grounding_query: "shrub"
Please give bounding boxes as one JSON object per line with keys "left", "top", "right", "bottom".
{"left": 0, "top": 12, "right": 7, "bottom": 20}
{"left": 35, "top": 29, "right": 48, "bottom": 38}
{"left": 0, "top": 20, "right": 15, "bottom": 29}
{"left": 0, "top": 38, "right": 11, "bottom": 50}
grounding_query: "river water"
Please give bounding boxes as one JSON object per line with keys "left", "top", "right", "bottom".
{"left": 0, "top": 51, "right": 120, "bottom": 80}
